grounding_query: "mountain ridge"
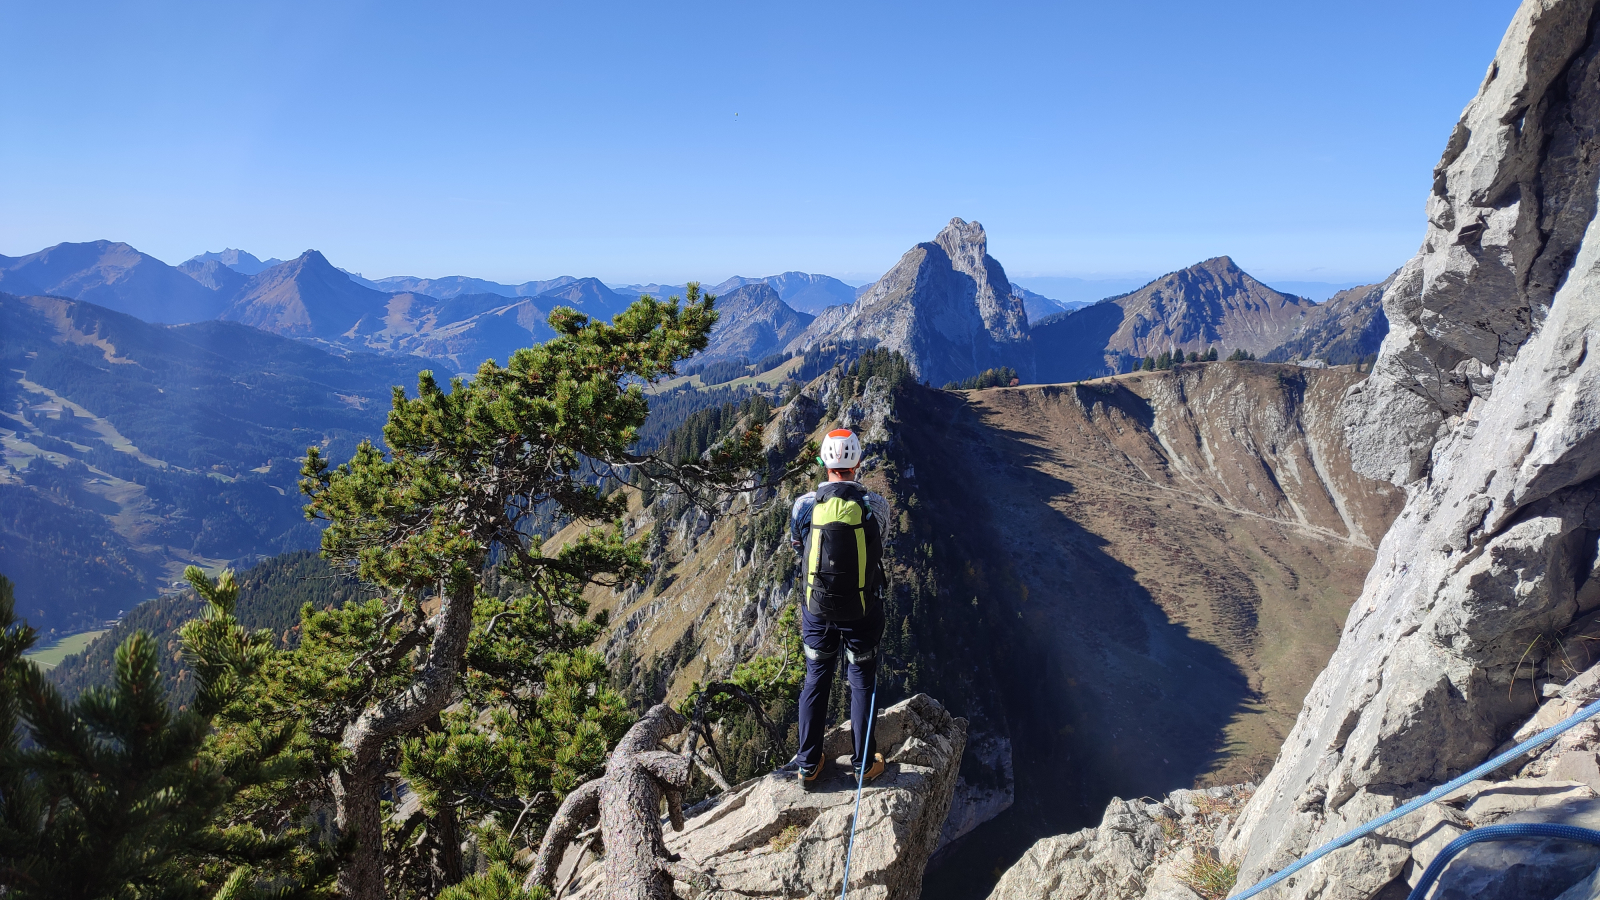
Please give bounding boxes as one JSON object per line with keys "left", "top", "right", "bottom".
{"left": 1032, "top": 256, "right": 1321, "bottom": 381}
{"left": 2, "top": 241, "right": 228, "bottom": 324}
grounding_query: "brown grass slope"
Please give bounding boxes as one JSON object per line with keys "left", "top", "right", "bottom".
{"left": 904, "top": 361, "right": 1401, "bottom": 895}
{"left": 910, "top": 361, "right": 1400, "bottom": 786}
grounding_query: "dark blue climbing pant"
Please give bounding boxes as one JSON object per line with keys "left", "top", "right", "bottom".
{"left": 796, "top": 604, "right": 884, "bottom": 772}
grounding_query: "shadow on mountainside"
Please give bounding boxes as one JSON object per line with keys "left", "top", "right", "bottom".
{"left": 1030, "top": 301, "right": 1127, "bottom": 382}
{"left": 901, "top": 386, "right": 1250, "bottom": 900}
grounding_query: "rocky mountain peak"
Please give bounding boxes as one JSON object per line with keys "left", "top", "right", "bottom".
{"left": 933, "top": 217, "right": 1027, "bottom": 342}
{"left": 787, "top": 217, "right": 1032, "bottom": 386}
{"left": 696, "top": 282, "right": 814, "bottom": 364}
{"left": 1195, "top": 254, "right": 1241, "bottom": 274}
{"left": 933, "top": 217, "right": 989, "bottom": 277}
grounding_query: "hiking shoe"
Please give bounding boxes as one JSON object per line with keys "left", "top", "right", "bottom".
{"left": 798, "top": 762, "right": 825, "bottom": 789}
{"left": 853, "top": 753, "right": 885, "bottom": 782}
{"left": 778, "top": 755, "right": 825, "bottom": 787}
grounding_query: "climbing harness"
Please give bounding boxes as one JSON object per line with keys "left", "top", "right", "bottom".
{"left": 1404, "top": 823, "right": 1600, "bottom": 900}
{"left": 1229, "top": 697, "right": 1600, "bottom": 899}
{"left": 839, "top": 681, "right": 879, "bottom": 900}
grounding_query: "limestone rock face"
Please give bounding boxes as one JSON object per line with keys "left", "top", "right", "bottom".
{"left": 985, "top": 785, "right": 1253, "bottom": 900}
{"left": 1218, "top": 2, "right": 1600, "bottom": 897}
{"left": 1347, "top": 0, "right": 1600, "bottom": 485}
{"left": 561, "top": 694, "right": 966, "bottom": 900}
{"left": 937, "top": 732, "right": 1014, "bottom": 852}
{"left": 789, "top": 218, "right": 1033, "bottom": 387}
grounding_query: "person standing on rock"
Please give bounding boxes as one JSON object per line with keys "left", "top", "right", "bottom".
{"left": 779, "top": 427, "right": 890, "bottom": 787}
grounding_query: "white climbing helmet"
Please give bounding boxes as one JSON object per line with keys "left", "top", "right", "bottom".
{"left": 819, "top": 428, "right": 863, "bottom": 470}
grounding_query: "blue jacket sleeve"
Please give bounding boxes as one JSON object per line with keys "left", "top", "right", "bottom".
{"left": 789, "top": 492, "right": 816, "bottom": 556}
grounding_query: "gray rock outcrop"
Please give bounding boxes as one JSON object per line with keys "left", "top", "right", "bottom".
{"left": 1218, "top": 0, "right": 1600, "bottom": 896}
{"left": 558, "top": 693, "right": 966, "bottom": 900}
{"left": 789, "top": 218, "right": 1033, "bottom": 387}
{"left": 985, "top": 785, "right": 1252, "bottom": 900}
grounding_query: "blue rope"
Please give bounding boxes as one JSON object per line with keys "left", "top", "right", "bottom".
{"left": 839, "top": 680, "right": 879, "bottom": 900}
{"left": 1229, "top": 697, "right": 1600, "bottom": 899}
{"left": 1405, "top": 823, "right": 1600, "bottom": 899}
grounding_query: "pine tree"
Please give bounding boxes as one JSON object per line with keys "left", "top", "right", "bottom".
{"left": 0, "top": 568, "right": 331, "bottom": 900}
{"left": 0, "top": 574, "right": 43, "bottom": 893}
{"left": 277, "top": 286, "right": 767, "bottom": 899}
{"left": 1142, "top": 356, "right": 1155, "bottom": 371}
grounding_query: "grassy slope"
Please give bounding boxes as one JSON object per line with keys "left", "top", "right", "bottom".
{"left": 25, "top": 630, "right": 107, "bottom": 670}
{"left": 906, "top": 362, "right": 1401, "bottom": 897}
{"left": 0, "top": 292, "right": 422, "bottom": 629}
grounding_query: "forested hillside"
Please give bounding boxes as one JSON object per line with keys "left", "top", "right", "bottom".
{"left": 0, "top": 292, "right": 431, "bottom": 631}
{"left": 47, "top": 550, "right": 365, "bottom": 704}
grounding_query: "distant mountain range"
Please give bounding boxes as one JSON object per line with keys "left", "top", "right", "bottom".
{"left": 1012, "top": 285, "right": 1087, "bottom": 320}
{"left": 0, "top": 242, "right": 882, "bottom": 373}
{"left": 0, "top": 291, "right": 429, "bottom": 631}
{"left": 0, "top": 241, "right": 229, "bottom": 324}
{"left": 2, "top": 231, "right": 1392, "bottom": 390}
{"left": 0, "top": 225, "right": 1401, "bottom": 633}
{"left": 188, "top": 248, "right": 285, "bottom": 276}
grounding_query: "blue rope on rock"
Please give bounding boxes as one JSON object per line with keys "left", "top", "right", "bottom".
{"left": 839, "top": 680, "right": 878, "bottom": 900}
{"left": 1405, "top": 822, "right": 1600, "bottom": 899}
{"left": 1229, "top": 697, "right": 1600, "bottom": 899}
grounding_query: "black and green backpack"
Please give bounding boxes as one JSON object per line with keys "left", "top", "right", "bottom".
{"left": 803, "top": 481, "right": 885, "bottom": 622}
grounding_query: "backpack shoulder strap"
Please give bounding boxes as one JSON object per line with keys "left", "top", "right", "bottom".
{"left": 817, "top": 480, "right": 870, "bottom": 512}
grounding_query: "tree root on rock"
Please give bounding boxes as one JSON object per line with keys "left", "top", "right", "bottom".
{"left": 525, "top": 703, "right": 722, "bottom": 900}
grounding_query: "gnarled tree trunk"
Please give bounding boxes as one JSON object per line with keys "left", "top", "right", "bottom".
{"left": 526, "top": 703, "right": 718, "bottom": 900}
{"left": 333, "top": 578, "right": 478, "bottom": 900}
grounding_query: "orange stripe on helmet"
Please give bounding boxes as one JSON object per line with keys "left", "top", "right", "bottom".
{"left": 827, "top": 429, "right": 854, "bottom": 438}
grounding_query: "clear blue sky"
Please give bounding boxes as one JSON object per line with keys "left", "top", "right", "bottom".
{"left": 0, "top": 0, "right": 1518, "bottom": 286}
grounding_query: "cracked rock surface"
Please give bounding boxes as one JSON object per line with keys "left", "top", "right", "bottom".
{"left": 561, "top": 694, "right": 965, "bottom": 900}
{"left": 1220, "top": 0, "right": 1600, "bottom": 896}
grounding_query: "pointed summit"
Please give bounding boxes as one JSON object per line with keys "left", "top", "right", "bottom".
{"left": 222, "top": 250, "right": 392, "bottom": 338}
{"left": 790, "top": 217, "right": 1032, "bottom": 387}
{"left": 934, "top": 218, "right": 1028, "bottom": 342}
